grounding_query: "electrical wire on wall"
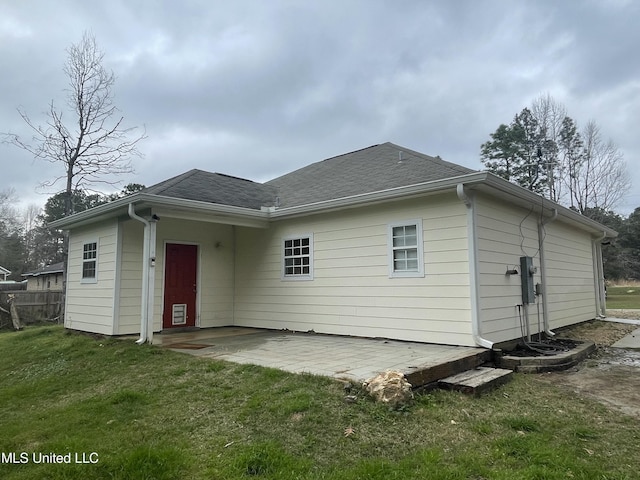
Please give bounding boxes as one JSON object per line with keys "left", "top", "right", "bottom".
{"left": 537, "top": 195, "right": 547, "bottom": 250}
{"left": 519, "top": 195, "right": 549, "bottom": 258}
{"left": 518, "top": 205, "right": 536, "bottom": 257}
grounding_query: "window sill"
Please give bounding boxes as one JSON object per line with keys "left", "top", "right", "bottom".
{"left": 389, "top": 271, "right": 424, "bottom": 278}
{"left": 281, "top": 275, "right": 314, "bottom": 282}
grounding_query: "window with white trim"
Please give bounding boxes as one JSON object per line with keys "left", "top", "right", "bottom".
{"left": 82, "top": 241, "right": 98, "bottom": 282}
{"left": 282, "top": 234, "right": 313, "bottom": 280}
{"left": 388, "top": 220, "right": 424, "bottom": 277}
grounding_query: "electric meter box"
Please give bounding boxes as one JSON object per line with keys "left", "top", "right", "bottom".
{"left": 520, "top": 256, "right": 536, "bottom": 304}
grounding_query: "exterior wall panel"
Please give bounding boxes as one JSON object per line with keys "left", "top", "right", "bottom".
{"left": 475, "top": 196, "right": 545, "bottom": 343}
{"left": 543, "top": 221, "right": 596, "bottom": 329}
{"left": 475, "top": 195, "right": 597, "bottom": 344}
{"left": 234, "top": 194, "right": 476, "bottom": 346}
{"left": 65, "top": 221, "right": 118, "bottom": 335}
{"left": 115, "top": 218, "right": 144, "bottom": 334}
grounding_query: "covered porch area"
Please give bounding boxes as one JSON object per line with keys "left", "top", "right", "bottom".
{"left": 118, "top": 199, "right": 270, "bottom": 341}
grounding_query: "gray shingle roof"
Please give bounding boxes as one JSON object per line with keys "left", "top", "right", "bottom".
{"left": 22, "top": 262, "right": 64, "bottom": 277}
{"left": 142, "top": 169, "right": 278, "bottom": 209}
{"left": 266, "top": 142, "right": 476, "bottom": 208}
{"left": 140, "top": 143, "right": 476, "bottom": 210}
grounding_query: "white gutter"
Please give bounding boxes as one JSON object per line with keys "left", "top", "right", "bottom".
{"left": 456, "top": 184, "right": 494, "bottom": 349}
{"left": 128, "top": 204, "right": 151, "bottom": 345}
{"left": 49, "top": 173, "right": 618, "bottom": 242}
{"left": 538, "top": 208, "right": 558, "bottom": 336}
{"left": 50, "top": 193, "right": 269, "bottom": 229}
{"left": 271, "top": 173, "right": 487, "bottom": 219}
{"left": 480, "top": 175, "right": 618, "bottom": 238}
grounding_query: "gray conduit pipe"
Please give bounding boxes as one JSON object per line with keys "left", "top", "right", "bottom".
{"left": 593, "top": 231, "right": 607, "bottom": 318}
{"left": 538, "top": 208, "right": 557, "bottom": 336}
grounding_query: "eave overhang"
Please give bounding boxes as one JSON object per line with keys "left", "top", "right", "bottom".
{"left": 269, "top": 171, "right": 617, "bottom": 238}
{"left": 22, "top": 269, "right": 64, "bottom": 278}
{"left": 470, "top": 173, "right": 618, "bottom": 238}
{"left": 49, "top": 172, "right": 617, "bottom": 239}
{"left": 48, "top": 193, "right": 270, "bottom": 230}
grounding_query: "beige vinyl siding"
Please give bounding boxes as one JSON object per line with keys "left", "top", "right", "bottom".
{"left": 115, "top": 218, "right": 144, "bottom": 334}
{"left": 115, "top": 218, "right": 235, "bottom": 334}
{"left": 65, "top": 221, "right": 118, "bottom": 335}
{"left": 475, "top": 195, "right": 597, "bottom": 343}
{"left": 543, "top": 221, "right": 596, "bottom": 329}
{"left": 234, "top": 193, "right": 475, "bottom": 346}
{"left": 26, "top": 274, "right": 64, "bottom": 291}
{"left": 475, "top": 195, "right": 543, "bottom": 343}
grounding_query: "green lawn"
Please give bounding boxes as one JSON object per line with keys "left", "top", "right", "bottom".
{"left": 1, "top": 326, "right": 639, "bottom": 479}
{"left": 607, "top": 286, "right": 640, "bottom": 309}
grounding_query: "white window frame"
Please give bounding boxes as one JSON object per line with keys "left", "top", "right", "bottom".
{"left": 282, "top": 233, "right": 314, "bottom": 281}
{"left": 388, "top": 219, "right": 424, "bottom": 278}
{"left": 81, "top": 240, "right": 98, "bottom": 284}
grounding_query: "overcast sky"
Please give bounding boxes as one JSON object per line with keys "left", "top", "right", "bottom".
{"left": 2, "top": 0, "right": 639, "bottom": 215}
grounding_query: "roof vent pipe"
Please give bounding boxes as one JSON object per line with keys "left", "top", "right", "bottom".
{"left": 456, "top": 184, "right": 494, "bottom": 349}
{"left": 128, "top": 203, "right": 150, "bottom": 345}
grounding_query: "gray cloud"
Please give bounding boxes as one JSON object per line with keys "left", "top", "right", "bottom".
{"left": 2, "top": 0, "right": 639, "bottom": 213}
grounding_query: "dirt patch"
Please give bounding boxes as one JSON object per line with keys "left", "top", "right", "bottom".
{"left": 539, "top": 317, "right": 640, "bottom": 418}
{"left": 554, "top": 317, "right": 637, "bottom": 346}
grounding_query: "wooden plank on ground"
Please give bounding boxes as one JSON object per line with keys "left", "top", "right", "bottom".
{"left": 439, "top": 367, "right": 513, "bottom": 395}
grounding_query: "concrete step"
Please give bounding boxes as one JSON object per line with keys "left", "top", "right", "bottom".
{"left": 496, "top": 341, "right": 596, "bottom": 373}
{"left": 438, "top": 367, "right": 513, "bottom": 395}
{"left": 405, "top": 349, "right": 493, "bottom": 388}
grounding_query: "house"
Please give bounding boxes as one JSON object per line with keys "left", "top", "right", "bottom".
{"left": 0, "top": 266, "right": 10, "bottom": 281}
{"left": 21, "top": 262, "right": 65, "bottom": 292}
{"left": 49, "top": 143, "right": 615, "bottom": 348}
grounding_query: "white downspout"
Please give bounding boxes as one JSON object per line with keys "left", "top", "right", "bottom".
{"left": 456, "top": 184, "right": 494, "bottom": 349}
{"left": 128, "top": 204, "right": 150, "bottom": 345}
{"left": 593, "top": 231, "right": 607, "bottom": 318}
{"left": 146, "top": 218, "right": 157, "bottom": 344}
{"left": 538, "top": 208, "right": 558, "bottom": 336}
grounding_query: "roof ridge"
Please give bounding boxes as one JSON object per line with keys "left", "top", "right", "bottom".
{"left": 385, "top": 142, "right": 475, "bottom": 174}
{"left": 22, "top": 261, "right": 65, "bottom": 276}
{"left": 215, "top": 172, "right": 259, "bottom": 183}
{"left": 320, "top": 144, "right": 380, "bottom": 162}
{"left": 265, "top": 144, "right": 382, "bottom": 185}
{"left": 144, "top": 169, "right": 203, "bottom": 194}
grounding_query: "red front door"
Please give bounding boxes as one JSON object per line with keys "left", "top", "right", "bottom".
{"left": 163, "top": 243, "right": 198, "bottom": 329}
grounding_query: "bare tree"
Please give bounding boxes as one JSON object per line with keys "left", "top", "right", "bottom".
{"left": 483, "top": 94, "right": 631, "bottom": 215}
{"left": 2, "top": 32, "right": 145, "bottom": 217}
{"left": 21, "top": 204, "right": 42, "bottom": 269}
{"left": 569, "top": 120, "right": 631, "bottom": 214}
{"left": 0, "top": 189, "right": 19, "bottom": 230}
{"left": 531, "top": 93, "right": 567, "bottom": 203}
{"left": 557, "top": 116, "right": 583, "bottom": 209}
{"left": 2, "top": 32, "right": 145, "bottom": 321}
{"left": 0, "top": 189, "right": 23, "bottom": 278}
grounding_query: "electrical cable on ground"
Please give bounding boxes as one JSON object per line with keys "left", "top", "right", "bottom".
{"left": 517, "top": 303, "right": 567, "bottom": 355}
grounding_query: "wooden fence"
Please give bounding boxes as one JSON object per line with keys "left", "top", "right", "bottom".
{"left": 0, "top": 282, "right": 26, "bottom": 291}
{"left": 0, "top": 290, "right": 63, "bottom": 326}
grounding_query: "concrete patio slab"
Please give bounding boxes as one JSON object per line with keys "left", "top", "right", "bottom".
{"left": 612, "top": 328, "right": 640, "bottom": 349}
{"left": 153, "top": 327, "right": 489, "bottom": 385}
